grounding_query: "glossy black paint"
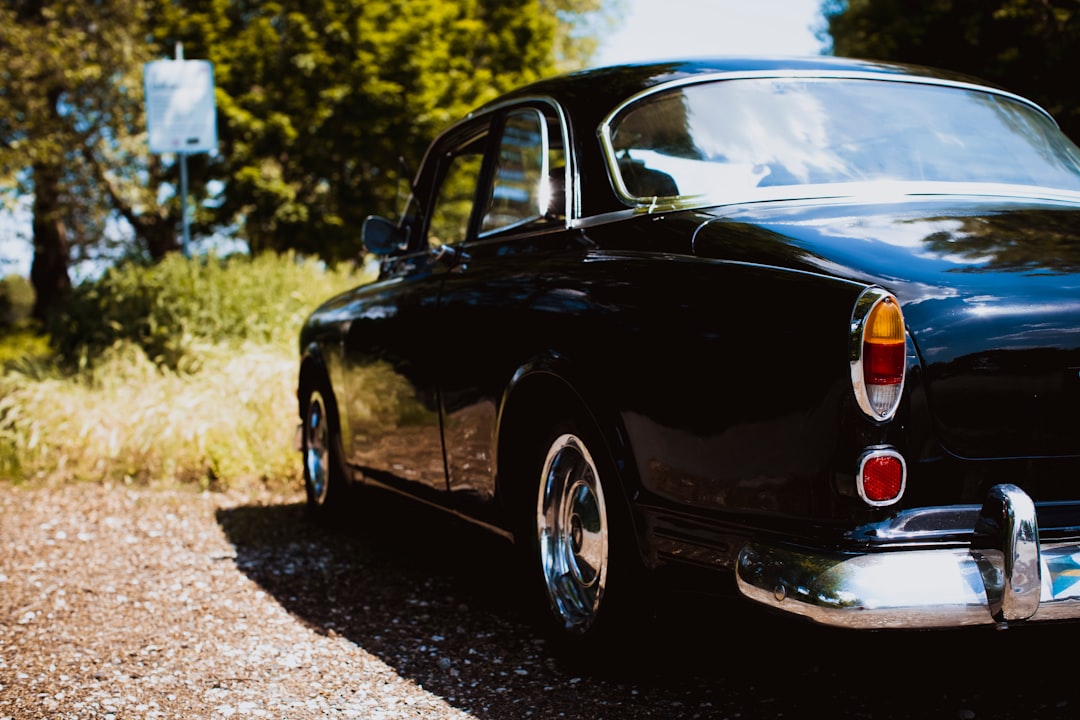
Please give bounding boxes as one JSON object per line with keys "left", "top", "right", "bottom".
{"left": 692, "top": 198, "right": 1080, "bottom": 460}
{"left": 299, "top": 57, "right": 1080, "bottom": 592}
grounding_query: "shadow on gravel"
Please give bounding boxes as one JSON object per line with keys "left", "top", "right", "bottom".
{"left": 217, "top": 488, "right": 1080, "bottom": 720}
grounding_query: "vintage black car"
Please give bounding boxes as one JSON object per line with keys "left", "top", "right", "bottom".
{"left": 298, "top": 56, "right": 1080, "bottom": 639}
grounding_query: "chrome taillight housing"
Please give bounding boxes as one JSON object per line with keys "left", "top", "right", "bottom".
{"left": 857, "top": 447, "right": 907, "bottom": 506}
{"left": 850, "top": 287, "right": 906, "bottom": 421}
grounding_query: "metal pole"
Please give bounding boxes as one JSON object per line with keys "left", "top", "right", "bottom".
{"left": 175, "top": 41, "right": 191, "bottom": 257}
{"left": 179, "top": 153, "right": 191, "bottom": 257}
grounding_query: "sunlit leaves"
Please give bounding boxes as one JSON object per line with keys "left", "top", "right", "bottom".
{"left": 159, "top": 0, "right": 613, "bottom": 262}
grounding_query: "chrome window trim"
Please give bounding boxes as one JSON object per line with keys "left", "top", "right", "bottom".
{"left": 597, "top": 70, "right": 1062, "bottom": 211}
{"left": 569, "top": 185, "right": 1080, "bottom": 233}
{"left": 478, "top": 213, "right": 547, "bottom": 240}
{"left": 570, "top": 207, "right": 641, "bottom": 230}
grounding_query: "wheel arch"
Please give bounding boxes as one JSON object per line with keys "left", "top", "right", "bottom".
{"left": 298, "top": 341, "right": 348, "bottom": 431}
{"left": 298, "top": 344, "right": 331, "bottom": 418}
{"left": 494, "top": 353, "right": 646, "bottom": 560}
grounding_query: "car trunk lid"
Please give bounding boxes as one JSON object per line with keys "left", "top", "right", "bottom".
{"left": 690, "top": 195, "right": 1080, "bottom": 459}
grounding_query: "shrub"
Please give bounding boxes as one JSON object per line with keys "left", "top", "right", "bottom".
{"left": 50, "top": 251, "right": 366, "bottom": 371}
{"left": 1, "top": 251, "right": 372, "bottom": 489}
{"left": 0, "top": 327, "right": 52, "bottom": 373}
{"left": 0, "top": 274, "right": 35, "bottom": 327}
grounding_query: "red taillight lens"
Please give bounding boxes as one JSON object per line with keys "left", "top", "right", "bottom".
{"left": 858, "top": 450, "right": 906, "bottom": 505}
{"left": 851, "top": 290, "right": 906, "bottom": 420}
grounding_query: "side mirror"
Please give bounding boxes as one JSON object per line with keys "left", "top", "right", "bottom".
{"left": 361, "top": 215, "right": 406, "bottom": 256}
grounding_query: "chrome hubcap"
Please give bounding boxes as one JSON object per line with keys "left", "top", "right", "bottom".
{"left": 304, "top": 391, "right": 330, "bottom": 505}
{"left": 537, "top": 433, "right": 608, "bottom": 633}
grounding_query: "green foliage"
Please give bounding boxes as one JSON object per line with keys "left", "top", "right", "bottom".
{"left": 0, "top": 328, "right": 53, "bottom": 376}
{"left": 2, "top": 0, "right": 619, "bottom": 321}
{"left": 1, "top": 252, "right": 368, "bottom": 488}
{"left": 49, "top": 251, "right": 367, "bottom": 371}
{"left": 156, "top": 0, "right": 615, "bottom": 262}
{"left": 0, "top": 0, "right": 181, "bottom": 270}
{"left": 0, "top": 0, "right": 622, "bottom": 491}
{"left": 0, "top": 276, "right": 51, "bottom": 376}
{"left": 825, "top": 0, "right": 1080, "bottom": 142}
{"left": 0, "top": 274, "right": 35, "bottom": 327}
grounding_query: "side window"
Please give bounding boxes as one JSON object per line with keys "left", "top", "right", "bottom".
{"left": 481, "top": 108, "right": 565, "bottom": 234}
{"left": 428, "top": 131, "right": 488, "bottom": 248}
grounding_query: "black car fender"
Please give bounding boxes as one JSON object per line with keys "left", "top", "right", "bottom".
{"left": 493, "top": 350, "right": 648, "bottom": 555}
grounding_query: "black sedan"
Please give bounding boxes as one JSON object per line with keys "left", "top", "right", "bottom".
{"left": 298, "top": 56, "right": 1080, "bottom": 640}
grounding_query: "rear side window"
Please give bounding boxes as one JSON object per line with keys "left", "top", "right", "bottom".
{"left": 481, "top": 108, "right": 565, "bottom": 234}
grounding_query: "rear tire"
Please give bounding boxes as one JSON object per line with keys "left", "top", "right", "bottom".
{"left": 537, "top": 431, "right": 610, "bottom": 635}
{"left": 526, "top": 416, "right": 646, "bottom": 653}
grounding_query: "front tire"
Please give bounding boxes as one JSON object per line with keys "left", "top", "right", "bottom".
{"left": 301, "top": 379, "right": 348, "bottom": 522}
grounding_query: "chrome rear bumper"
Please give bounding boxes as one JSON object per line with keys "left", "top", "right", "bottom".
{"left": 736, "top": 484, "right": 1080, "bottom": 629}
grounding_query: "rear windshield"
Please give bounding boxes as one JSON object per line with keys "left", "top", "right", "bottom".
{"left": 606, "top": 77, "right": 1080, "bottom": 201}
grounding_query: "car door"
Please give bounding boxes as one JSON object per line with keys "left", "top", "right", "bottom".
{"left": 434, "top": 103, "right": 575, "bottom": 525}
{"left": 340, "top": 118, "right": 495, "bottom": 504}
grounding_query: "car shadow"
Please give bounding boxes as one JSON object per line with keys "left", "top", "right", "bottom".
{"left": 216, "top": 488, "right": 1080, "bottom": 720}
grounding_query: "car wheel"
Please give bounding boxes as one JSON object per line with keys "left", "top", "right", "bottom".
{"left": 536, "top": 430, "right": 609, "bottom": 635}
{"left": 531, "top": 420, "right": 645, "bottom": 649}
{"left": 302, "top": 380, "right": 347, "bottom": 521}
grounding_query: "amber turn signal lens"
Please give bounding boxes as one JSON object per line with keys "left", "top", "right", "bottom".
{"left": 863, "top": 298, "right": 905, "bottom": 384}
{"left": 865, "top": 297, "right": 904, "bottom": 344}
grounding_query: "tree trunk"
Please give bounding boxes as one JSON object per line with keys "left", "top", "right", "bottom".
{"left": 30, "top": 159, "right": 72, "bottom": 322}
{"left": 139, "top": 215, "right": 181, "bottom": 260}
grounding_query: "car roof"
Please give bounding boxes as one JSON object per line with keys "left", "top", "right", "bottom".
{"left": 464, "top": 56, "right": 1013, "bottom": 218}
{"left": 479, "top": 55, "right": 996, "bottom": 119}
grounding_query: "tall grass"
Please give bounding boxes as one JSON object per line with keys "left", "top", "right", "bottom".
{"left": 0, "top": 252, "right": 369, "bottom": 490}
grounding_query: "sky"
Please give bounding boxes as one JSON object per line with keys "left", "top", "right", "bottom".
{"left": 0, "top": 0, "right": 830, "bottom": 280}
{"left": 0, "top": 198, "right": 31, "bottom": 280}
{"left": 594, "top": 0, "right": 829, "bottom": 66}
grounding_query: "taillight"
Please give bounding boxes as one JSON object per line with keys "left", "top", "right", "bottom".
{"left": 850, "top": 288, "right": 906, "bottom": 421}
{"left": 857, "top": 448, "right": 906, "bottom": 506}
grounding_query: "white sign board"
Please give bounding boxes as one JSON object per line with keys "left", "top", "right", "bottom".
{"left": 144, "top": 59, "right": 217, "bottom": 154}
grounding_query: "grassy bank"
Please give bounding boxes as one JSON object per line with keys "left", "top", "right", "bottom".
{"left": 0, "top": 252, "right": 367, "bottom": 490}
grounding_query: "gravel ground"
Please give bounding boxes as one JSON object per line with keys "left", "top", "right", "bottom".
{"left": 3, "top": 480, "right": 1080, "bottom": 720}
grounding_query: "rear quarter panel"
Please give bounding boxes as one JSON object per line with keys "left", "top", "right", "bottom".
{"left": 440, "top": 214, "right": 876, "bottom": 534}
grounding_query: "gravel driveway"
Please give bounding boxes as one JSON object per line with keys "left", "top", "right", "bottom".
{"left": 2, "top": 480, "right": 1078, "bottom": 720}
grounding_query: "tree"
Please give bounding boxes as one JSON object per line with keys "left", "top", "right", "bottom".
{"left": 824, "top": 0, "right": 1080, "bottom": 143}
{"left": 1, "top": 2, "right": 74, "bottom": 321}
{"left": 0, "top": 0, "right": 185, "bottom": 321}
{"left": 156, "top": 0, "right": 617, "bottom": 262}
{"left": 1, "top": 0, "right": 618, "bottom": 319}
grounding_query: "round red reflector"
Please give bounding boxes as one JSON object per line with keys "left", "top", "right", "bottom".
{"left": 861, "top": 455, "right": 904, "bottom": 503}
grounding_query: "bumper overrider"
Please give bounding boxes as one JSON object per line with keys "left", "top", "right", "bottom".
{"left": 736, "top": 484, "right": 1080, "bottom": 629}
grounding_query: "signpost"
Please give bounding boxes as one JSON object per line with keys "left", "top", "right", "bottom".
{"left": 144, "top": 44, "right": 217, "bottom": 255}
